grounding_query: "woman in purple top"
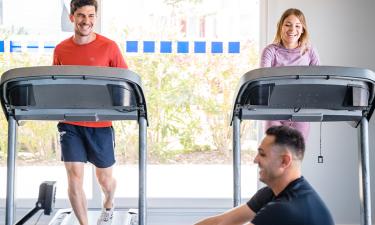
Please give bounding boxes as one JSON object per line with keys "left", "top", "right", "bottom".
{"left": 261, "top": 8, "right": 320, "bottom": 139}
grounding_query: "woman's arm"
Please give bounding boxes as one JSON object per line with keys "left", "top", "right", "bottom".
{"left": 260, "top": 45, "right": 275, "bottom": 68}
{"left": 309, "top": 47, "right": 320, "bottom": 66}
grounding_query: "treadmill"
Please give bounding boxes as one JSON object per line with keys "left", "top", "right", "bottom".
{"left": 230, "top": 66, "right": 375, "bottom": 225}
{"left": 0, "top": 66, "right": 148, "bottom": 225}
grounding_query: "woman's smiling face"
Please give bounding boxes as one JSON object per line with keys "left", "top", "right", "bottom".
{"left": 280, "top": 14, "right": 304, "bottom": 49}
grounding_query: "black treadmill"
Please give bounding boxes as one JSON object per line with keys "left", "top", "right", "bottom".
{"left": 230, "top": 66, "right": 375, "bottom": 225}
{"left": 0, "top": 66, "right": 148, "bottom": 225}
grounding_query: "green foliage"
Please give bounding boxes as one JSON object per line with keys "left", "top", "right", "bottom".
{"left": 0, "top": 42, "right": 259, "bottom": 165}
{"left": 0, "top": 114, "right": 7, "bottom": 161}
{"left": 0, "top": 1, "right": 260, "bottom": 164}
{"left": 0, "top": 52, "right": 57, "bottom": 164}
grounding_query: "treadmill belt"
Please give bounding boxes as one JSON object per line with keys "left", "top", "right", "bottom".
{"left": 48, "top": 209, "right": 138, "bottom": 225}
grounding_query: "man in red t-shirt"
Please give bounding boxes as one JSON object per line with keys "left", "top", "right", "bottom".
{"left": 53, "top": 1, "right": 127, "bottom": 224}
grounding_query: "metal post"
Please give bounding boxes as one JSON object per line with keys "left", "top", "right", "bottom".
{"left": 358, "top": 117, "right": 372, "bottom": 225}
{"left": 0, "top": 0, "right": 3, "bottom": 25}
{"left": 138, "top": 116, "right": 147, "bottom": 225}
{"left": 232, "top": 116, "right": 241, "bottom": 207}
{"left": 6, "top": 116, "right": 17, "bottom": 225}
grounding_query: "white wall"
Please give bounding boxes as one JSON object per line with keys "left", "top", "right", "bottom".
{"left": 262, "top": 0, "right": 375, "bottom": 224}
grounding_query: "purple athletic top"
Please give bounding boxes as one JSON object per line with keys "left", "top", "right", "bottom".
{"left": 261, "top": 44, "right": 320, "bottom": 139}
{"left": 260, "top": 44, "right": 320, "bottom": 67}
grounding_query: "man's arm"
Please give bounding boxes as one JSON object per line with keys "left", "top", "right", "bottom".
{"left": 52, "top": 47, "right": 61, "bottom": 65}
{"left": 194, "top": 204, "right": 255, "bottom": 225}
{"left": 110, "top": 42, "right": 128, "bottom": 69}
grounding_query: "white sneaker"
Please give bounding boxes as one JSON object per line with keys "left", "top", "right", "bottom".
{"left": 97, "top": 207, "right": 114, "bottom": 225}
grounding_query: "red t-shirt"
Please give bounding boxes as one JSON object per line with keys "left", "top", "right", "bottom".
{"left": 53, "top": 33, "right": 128, "bottom": 127}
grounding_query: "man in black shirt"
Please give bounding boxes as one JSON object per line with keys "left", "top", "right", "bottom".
{"left": 194, "top": 126, "right": 334, "bottom": 225}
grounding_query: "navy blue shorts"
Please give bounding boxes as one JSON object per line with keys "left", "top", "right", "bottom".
{"left": 57, "top": 123, "right": 116, "bottom": 168}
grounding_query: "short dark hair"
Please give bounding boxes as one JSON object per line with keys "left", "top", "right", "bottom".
{"left": 70, "top": 0, "right": 98, "bottom": 15}
{"left": 266, "top": 125, "right": 305, "bottom": 160}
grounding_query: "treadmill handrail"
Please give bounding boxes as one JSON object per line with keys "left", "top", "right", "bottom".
{"left": 1, "top": 66, "right": 141, "bottom": 84}
{"left": 0, "top": 66, "right": 148, "bottom": 123}
{"left": 240, "top": 65, "right": 375, "bottom": 81}
{"left": 231, "top": 65, "right": 375, "bottom": 124}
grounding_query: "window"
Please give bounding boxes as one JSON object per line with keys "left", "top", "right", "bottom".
{"left": 103, "top": 0, "right": 260, "bottom": 204}
{"left": 0, "top": 0, "right": 260, "bottom": 208}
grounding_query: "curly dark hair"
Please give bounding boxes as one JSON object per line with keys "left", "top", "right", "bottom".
{"left": 266, "top": 125, "right": 305, "bottom": 160}
{"left": 70, "top": 0, "right": 98, "bottom": 14}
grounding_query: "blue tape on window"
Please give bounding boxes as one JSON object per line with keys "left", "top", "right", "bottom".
{"left": 43, "top": 42, "right": 56, "bottom": 53}
{"left": 160, "top": 41, "right": 172, "bottom": 53}
{"left": 44, "top": 42, "right": 56, "bottom": 49}
{"left": 228, "top": 42, "right": 240, "bottom": 53}
{"left": 10, "top": 41, "right": 22, "bottom": 52}
{"left": 126, "top": 41, "right": 138, "bottom": 53}
{"left": 211, "top": 42, "right": 223, "bottom": 53}
{"left": 194, "top": 41, "right": 206, "bottom": 53}
{"left": 5, "top": 40, "right": 241, "bottom": 54}
{"left": 177, "top": 41, "right": 189, "bottom": 53}
{"left": 0, "top": 41, "right": 4, "bottom": 53}
{"left": 26, "top": 42, "right": 39, "bottom": 52}
{"left": 143, "top": 41, "right": 155, "bottom": 53}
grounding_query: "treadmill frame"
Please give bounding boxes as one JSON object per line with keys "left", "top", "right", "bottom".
{"left": 231, "top": 66, "right": 375, "bottom": 225}
{"left": 1, "top": 66, "right": 148, "bottom": 225}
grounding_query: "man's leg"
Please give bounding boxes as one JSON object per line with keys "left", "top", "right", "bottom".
{"left": 65, "top": 162, "right": 88, "bottom": 225}
{"left": 96, "top": 166, "right": 117, "bottom": 209}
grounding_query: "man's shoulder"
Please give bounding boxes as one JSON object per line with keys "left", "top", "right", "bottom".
{"left": 57, "top": 36, "right": 73, "bottom": 46}
{"left": 278, "top": 177, "right": 317, "bottom": 201}
{"left": 55, "top": 36, "right": 74, "bottom": 50}
{"left": 95, "top": 34, "right": 117, "bottom": 46}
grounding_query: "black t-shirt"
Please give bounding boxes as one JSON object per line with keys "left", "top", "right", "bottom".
{"left": 247, "top": 177, "right": 334, "bottom": 225}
